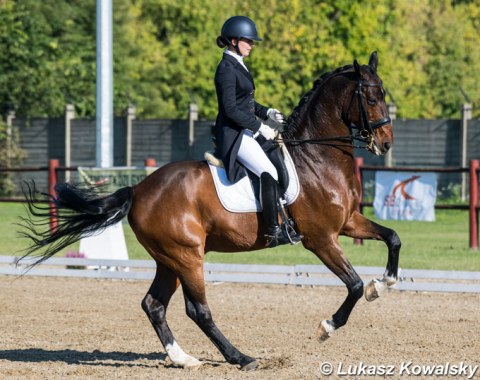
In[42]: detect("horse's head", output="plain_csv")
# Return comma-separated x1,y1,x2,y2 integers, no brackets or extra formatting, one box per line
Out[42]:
284,52,393,155
345,51,393,155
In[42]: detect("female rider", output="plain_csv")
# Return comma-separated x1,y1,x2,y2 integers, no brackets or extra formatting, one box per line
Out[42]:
214,16,302,248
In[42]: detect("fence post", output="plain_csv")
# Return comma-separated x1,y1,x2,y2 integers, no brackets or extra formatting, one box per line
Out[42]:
470,159,479,250
64,104,75,182
48,159,59,233
126,105,136,167
385,103,396,167
354,157,364,245
188,103,198,159
4,110,15,167
461,103,472,201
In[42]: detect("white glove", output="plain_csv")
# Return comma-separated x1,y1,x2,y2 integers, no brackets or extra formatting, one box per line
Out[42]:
267,108,286,124
257,123,277,140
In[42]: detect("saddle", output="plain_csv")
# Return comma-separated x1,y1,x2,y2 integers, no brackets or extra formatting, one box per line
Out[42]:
204,143,300,239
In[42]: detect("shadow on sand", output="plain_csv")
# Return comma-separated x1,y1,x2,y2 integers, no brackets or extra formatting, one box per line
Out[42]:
0,348,167,368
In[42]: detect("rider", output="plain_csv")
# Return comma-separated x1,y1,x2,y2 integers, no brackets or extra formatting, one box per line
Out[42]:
214,16,302,248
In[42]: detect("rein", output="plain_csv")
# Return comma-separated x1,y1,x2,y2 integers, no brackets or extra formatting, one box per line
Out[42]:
278,135,370,150
280,78,391,151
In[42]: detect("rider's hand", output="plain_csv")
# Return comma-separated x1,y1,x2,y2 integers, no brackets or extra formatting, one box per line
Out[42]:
267,108,286,124
258,123,277,140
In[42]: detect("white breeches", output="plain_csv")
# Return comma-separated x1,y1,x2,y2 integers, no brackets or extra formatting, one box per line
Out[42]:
236,130,278,181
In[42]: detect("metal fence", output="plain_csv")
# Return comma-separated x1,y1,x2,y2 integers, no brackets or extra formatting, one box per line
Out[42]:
1,256,479,294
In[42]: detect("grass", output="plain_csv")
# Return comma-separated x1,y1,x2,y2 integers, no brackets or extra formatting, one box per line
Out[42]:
2,202,479,271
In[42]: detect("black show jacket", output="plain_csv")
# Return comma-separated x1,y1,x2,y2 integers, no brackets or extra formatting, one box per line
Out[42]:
214,53,269,183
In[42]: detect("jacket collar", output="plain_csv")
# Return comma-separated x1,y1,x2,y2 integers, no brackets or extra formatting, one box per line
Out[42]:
222,53,254,84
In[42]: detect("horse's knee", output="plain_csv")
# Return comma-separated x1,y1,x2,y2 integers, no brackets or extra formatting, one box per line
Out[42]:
387,229,401,251
349,280,364,301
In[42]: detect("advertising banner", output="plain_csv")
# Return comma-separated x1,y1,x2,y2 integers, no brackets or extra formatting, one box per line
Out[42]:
374,172,437,221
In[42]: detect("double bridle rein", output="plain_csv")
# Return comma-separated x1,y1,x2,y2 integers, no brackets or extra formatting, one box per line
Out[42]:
280,78,391,151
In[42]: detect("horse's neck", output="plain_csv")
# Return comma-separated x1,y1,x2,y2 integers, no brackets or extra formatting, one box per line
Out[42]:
287,103,355,181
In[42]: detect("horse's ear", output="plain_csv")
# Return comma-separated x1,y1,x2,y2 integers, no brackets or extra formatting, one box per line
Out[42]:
354,59,361,76
368,51,378,73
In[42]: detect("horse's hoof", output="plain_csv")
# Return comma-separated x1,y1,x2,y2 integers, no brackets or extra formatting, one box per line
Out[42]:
365,278,387,302
180,356,203,369
241,359,259,371
317,320,335,342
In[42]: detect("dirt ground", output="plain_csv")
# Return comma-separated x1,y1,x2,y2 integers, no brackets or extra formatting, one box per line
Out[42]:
0,276,478,380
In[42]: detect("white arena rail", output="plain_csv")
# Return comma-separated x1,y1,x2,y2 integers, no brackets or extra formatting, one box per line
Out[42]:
1,256,479,294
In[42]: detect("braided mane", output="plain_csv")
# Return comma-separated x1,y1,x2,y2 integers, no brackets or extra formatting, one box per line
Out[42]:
283,64,353,139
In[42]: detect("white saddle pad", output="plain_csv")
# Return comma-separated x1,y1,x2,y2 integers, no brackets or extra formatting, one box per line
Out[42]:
208,146,300,213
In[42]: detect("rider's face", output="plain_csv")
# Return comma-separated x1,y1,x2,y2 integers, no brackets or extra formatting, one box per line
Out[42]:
232,38,254,57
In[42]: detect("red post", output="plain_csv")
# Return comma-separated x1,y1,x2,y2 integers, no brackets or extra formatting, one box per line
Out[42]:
144,158,156,167
354,157,364,245
48,159,59,233
469,159,479,250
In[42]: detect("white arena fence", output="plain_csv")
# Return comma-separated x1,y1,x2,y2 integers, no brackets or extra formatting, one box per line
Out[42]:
1,256,479,294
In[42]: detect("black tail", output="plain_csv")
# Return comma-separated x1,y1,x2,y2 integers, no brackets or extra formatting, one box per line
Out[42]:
18,181,133,267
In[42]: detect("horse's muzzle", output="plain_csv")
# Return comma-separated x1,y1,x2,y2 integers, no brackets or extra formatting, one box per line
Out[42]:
370,137,392,156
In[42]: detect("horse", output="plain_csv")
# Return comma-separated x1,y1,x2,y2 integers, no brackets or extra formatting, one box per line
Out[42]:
19,51,400,371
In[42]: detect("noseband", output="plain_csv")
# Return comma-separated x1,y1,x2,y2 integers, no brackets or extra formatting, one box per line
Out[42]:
345,79,391,148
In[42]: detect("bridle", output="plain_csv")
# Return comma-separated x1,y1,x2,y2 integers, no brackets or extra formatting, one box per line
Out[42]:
345,78,391,149
279,76,391,151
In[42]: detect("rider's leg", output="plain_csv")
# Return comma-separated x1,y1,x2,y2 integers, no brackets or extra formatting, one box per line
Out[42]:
236,131,278,180
237,132,301,247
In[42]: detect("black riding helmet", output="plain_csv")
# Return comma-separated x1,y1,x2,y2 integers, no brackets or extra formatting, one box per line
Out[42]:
221,16,262,45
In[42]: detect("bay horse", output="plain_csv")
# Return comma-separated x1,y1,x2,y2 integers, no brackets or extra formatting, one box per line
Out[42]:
19,51,400,371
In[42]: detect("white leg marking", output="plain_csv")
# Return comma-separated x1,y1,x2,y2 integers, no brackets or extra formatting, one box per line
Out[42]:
166,340,202,368
384,268,399,286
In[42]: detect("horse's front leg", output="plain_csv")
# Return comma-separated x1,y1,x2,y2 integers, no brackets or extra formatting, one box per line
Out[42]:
304,238,364,342
342,210,401,301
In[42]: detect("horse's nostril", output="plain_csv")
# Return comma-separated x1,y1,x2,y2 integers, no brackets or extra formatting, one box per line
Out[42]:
383,141,392,151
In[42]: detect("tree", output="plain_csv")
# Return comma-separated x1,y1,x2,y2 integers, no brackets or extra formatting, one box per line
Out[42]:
1,0,479,119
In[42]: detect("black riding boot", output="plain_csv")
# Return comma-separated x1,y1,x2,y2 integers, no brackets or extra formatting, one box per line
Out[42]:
260,172,302,248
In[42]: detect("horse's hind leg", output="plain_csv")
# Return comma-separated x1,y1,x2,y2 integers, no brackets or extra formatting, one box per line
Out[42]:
179,265,258,370
342,211,401,301
307,239,364,342
141,263,202,368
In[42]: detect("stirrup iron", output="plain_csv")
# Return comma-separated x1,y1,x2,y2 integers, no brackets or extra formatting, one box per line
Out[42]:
278,198,302,245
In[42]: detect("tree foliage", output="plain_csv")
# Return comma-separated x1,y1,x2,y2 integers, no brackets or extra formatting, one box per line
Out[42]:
1,0,479,119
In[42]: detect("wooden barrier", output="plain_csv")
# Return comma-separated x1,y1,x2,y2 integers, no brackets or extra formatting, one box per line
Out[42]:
469,159,479,249
48,159,59,232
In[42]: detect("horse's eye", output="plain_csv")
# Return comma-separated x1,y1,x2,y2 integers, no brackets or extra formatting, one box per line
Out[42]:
367,98,377,106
